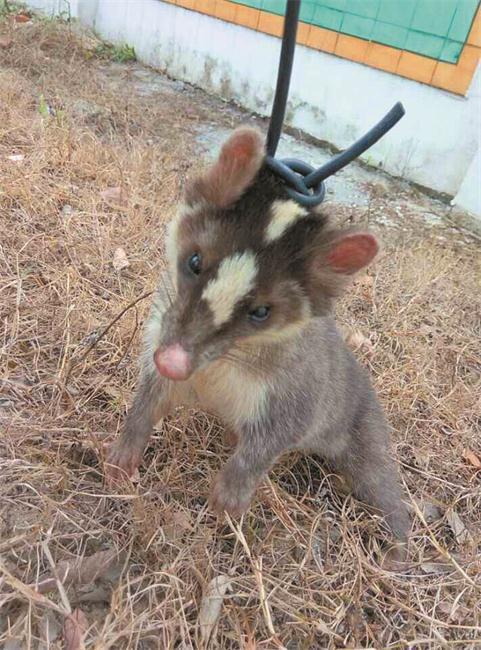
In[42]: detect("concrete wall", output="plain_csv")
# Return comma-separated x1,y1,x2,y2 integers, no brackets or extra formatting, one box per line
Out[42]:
452,147,481,216
27,0,481,221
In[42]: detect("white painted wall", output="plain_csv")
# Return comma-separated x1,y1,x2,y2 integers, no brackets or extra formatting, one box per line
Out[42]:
27,0,80,17
452,147,481,216
27,0,481,221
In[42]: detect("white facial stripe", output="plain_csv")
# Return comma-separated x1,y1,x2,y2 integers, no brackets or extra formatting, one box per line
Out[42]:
165,201,206,286
165,209,181,284
265,199,308,243
142,291,166,360
202,251,257,327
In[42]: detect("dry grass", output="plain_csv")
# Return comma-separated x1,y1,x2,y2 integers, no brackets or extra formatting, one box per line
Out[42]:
1,16,480,650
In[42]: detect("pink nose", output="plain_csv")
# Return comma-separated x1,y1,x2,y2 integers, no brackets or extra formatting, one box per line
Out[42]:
153,344,191,381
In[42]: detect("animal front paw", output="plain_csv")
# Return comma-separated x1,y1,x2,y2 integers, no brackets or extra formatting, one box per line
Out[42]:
105,440,143,485
209,471,255,517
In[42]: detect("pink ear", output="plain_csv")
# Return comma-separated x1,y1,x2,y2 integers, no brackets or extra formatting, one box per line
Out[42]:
191,127,264,208
219,128,263,169
326,233,379,274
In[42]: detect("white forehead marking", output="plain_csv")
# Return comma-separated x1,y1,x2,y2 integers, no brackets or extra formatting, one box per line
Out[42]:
265,199,308,243
202,251,257,327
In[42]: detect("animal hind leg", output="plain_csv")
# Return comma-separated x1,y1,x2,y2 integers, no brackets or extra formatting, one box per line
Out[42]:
331,432,410,544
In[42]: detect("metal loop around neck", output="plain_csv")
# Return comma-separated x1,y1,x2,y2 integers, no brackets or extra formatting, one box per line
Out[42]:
265,156,326,208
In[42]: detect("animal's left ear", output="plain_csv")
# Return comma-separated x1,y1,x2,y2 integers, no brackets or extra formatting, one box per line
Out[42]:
324,232,379,275
308,231,379,307
186,127,264,209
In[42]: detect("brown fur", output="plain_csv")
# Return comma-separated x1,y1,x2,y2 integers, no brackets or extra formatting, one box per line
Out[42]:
185,127,264,209
107,127,410,550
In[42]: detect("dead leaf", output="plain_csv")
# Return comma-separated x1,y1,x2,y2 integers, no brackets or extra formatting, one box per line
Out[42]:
0,36,13,49
462,448,481,469
61,204,74,218
419,499,443,523
0,558,61,610
163,509,192,542
38,611,62,649
446,508,471,545
37,549,124,594
412,448,431,470
14,13,31,23
419,324,437,337
345,329,374,355
345,603,365,642
437,601,470,624
102,383,126,404
112,247,129,271
100,186,126,205
420,562,452,575
4,639,23,650
63,608,88,650
380,542,409,571
356,274,374,288
198,574,231,646
76,584,111,603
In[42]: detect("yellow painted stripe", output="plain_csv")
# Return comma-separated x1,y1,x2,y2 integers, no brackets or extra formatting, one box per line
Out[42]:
165,0,481,96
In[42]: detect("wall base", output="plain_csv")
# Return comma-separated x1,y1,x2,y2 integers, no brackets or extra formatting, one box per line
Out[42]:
26,0,481,221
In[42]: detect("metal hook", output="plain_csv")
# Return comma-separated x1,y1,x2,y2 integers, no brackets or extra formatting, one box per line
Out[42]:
265,1,406,207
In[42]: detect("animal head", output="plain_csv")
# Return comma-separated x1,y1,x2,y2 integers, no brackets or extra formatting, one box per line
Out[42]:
154,127,378,380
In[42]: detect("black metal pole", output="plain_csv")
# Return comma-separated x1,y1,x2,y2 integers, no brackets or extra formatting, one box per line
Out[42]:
265,1,300,157
304,102,406,187
263,0,405,208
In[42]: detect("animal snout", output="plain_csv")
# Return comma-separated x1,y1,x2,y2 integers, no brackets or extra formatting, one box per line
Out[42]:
153,344,192,381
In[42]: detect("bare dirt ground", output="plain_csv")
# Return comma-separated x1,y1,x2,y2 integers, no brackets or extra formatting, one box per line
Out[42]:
1,15,480,650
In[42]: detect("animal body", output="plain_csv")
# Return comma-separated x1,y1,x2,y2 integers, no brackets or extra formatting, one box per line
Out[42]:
107,127,410,547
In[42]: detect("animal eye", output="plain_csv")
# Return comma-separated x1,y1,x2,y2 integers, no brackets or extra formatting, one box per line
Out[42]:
249,306,271,323
187,253,202,275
